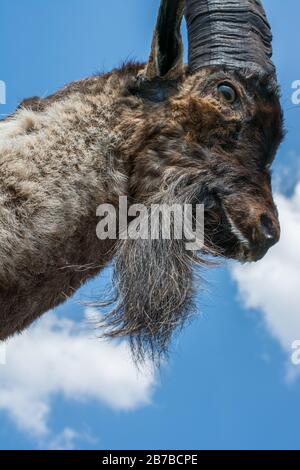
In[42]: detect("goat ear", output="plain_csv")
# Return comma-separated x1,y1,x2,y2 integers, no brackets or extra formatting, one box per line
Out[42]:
145,0,184,80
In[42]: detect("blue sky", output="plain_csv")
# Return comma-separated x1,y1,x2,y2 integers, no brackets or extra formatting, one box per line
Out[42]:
0,0,300,450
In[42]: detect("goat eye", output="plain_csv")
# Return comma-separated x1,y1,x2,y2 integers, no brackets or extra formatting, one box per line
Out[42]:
217,84,236,104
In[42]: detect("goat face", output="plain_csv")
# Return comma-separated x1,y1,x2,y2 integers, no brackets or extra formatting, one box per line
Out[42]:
175,67,284,262
108,57,284,359
142,0,284,263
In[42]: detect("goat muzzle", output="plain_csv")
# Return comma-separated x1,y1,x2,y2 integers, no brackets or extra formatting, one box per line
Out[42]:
221,194,280,262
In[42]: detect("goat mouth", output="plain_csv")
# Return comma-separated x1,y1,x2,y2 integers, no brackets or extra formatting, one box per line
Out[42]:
199,192,255,262
202,204,249,262
196,196,273,263
220,206,271,263
217,205,266,263
221,207,251,262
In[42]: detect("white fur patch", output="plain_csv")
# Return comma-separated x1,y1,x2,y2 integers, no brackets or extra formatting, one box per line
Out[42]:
223,206,250,248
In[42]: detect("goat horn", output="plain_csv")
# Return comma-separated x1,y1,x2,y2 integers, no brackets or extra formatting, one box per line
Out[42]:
145,0,185,79
185,0,276,76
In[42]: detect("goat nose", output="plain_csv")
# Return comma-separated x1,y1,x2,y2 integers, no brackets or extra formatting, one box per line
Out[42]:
258,213,280,250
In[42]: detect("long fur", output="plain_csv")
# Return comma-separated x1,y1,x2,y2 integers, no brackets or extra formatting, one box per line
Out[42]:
97,173,213,361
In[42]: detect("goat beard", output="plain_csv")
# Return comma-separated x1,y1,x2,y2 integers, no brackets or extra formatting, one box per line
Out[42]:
97,173,214,363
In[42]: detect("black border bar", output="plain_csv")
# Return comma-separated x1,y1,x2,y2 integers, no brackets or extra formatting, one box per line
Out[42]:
0,450,298,465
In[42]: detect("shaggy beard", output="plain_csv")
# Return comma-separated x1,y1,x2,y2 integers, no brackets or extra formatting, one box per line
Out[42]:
97,173,216,362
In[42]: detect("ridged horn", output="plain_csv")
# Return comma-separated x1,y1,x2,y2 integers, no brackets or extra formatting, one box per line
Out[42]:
185,0,276,76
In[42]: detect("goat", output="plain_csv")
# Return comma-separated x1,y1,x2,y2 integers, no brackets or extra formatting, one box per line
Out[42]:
0,0,284,360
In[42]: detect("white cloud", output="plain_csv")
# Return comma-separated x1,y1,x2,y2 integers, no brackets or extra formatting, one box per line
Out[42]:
0,311,155,448
46,427,95,451
231,183,300,358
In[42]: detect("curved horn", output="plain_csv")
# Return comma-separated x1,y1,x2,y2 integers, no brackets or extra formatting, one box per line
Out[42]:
145,0,185,79
185,0,276,76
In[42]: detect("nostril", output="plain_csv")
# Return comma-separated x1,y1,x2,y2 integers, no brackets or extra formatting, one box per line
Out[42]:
260,213,279,246
260,214,274,238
